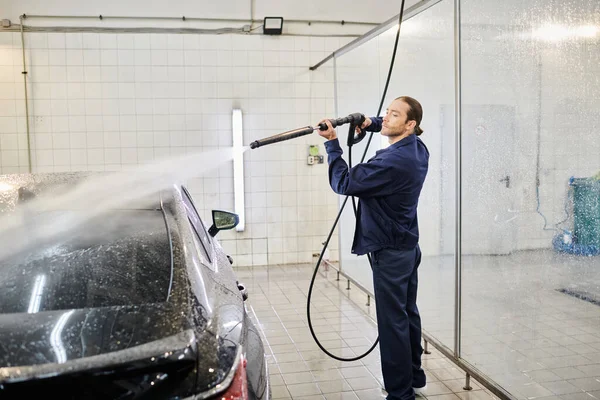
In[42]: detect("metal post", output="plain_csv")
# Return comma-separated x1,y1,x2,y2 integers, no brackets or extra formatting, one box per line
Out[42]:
336,271,340,281
464,373,473,391
347,280,351,290
19,15,32,173
366,295,370,306
333,55,338,124
423,339,431,355
453,0,463,360
18,13,377,26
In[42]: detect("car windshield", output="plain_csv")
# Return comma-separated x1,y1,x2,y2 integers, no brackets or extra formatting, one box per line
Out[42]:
0,209,172,314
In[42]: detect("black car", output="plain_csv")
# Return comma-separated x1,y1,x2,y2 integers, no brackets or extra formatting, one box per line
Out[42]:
0,173,270,400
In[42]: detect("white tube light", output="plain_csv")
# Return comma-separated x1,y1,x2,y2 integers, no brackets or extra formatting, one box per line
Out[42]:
232,109,245,232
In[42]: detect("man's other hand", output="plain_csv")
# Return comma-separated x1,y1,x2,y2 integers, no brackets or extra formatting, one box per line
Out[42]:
317,119,337,141
356,117,372,134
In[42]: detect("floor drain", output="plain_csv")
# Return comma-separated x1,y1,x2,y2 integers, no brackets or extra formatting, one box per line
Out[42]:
557,288,600,307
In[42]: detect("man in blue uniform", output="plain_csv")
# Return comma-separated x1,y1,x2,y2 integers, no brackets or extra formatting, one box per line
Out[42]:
317,96,429,400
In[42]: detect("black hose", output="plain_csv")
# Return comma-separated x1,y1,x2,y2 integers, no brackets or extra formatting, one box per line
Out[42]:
306,0,407,361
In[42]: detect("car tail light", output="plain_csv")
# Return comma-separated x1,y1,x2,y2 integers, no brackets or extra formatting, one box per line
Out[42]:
218,353,248,400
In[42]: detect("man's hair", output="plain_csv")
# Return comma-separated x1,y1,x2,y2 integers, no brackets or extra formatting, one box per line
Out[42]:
396,96,424,136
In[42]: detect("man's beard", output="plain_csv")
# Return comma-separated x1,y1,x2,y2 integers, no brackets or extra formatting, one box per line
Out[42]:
383,130,403,138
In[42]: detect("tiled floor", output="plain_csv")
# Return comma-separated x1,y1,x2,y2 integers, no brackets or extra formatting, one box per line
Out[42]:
292,249,600,400
237,263,497,400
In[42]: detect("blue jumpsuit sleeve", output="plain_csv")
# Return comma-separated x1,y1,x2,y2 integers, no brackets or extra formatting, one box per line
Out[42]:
323,138,401,198
366,116,383,132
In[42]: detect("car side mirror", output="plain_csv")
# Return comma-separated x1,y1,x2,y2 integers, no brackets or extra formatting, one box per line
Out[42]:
208,210,239,237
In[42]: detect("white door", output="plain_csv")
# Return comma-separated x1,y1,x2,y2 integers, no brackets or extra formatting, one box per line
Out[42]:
441,104,517,255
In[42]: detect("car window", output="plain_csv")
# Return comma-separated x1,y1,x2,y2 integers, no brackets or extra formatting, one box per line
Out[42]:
181,186,212,264
0,210,172,314
181,186,212,244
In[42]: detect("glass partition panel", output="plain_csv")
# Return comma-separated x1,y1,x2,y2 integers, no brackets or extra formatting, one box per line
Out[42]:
335,37,385,296
460,0,600,397
380,0,456,351
335,0,456,351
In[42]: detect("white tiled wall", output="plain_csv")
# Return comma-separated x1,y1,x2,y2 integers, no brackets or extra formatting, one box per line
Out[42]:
0,33,27,171
0,31,349,266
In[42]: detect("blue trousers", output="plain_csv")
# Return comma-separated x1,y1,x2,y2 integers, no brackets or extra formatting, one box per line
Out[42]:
371,246,426,400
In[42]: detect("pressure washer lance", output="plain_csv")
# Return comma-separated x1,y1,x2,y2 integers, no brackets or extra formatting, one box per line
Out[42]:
249,113,366,149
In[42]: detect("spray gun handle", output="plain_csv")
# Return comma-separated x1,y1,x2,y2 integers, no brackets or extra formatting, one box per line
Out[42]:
349,125,367,148
318,113,365,131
